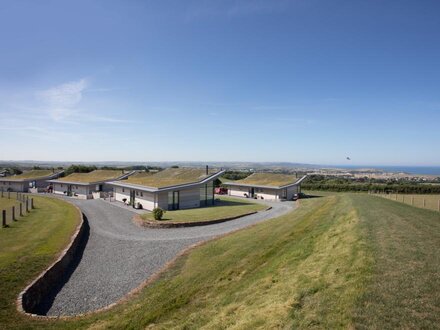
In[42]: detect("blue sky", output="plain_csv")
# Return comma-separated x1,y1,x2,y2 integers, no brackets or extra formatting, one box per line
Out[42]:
1,0,439,165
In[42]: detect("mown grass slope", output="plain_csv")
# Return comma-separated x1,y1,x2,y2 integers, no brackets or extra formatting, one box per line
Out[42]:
2,194,439,329
0,196,80,329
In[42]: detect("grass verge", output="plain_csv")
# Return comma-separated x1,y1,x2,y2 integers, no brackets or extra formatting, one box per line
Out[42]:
0,196,80,329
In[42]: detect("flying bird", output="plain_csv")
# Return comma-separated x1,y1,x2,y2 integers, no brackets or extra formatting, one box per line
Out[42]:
346,157,351,161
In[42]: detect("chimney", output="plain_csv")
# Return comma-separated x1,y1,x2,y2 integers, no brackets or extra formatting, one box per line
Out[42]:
206,165,209,175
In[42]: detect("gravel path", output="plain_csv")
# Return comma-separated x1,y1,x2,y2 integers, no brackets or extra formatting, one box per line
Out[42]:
46,198,295,316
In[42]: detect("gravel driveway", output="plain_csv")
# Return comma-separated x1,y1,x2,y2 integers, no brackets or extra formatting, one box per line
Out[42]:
46,198,295,316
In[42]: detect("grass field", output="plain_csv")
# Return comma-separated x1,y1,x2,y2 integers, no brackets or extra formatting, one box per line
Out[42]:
378,193,440,212
1,194,439,329
0,196,80,329
0,196,24,223
141,196,266,222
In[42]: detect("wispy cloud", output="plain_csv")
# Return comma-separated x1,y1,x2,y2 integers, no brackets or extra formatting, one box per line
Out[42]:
37,78,88,120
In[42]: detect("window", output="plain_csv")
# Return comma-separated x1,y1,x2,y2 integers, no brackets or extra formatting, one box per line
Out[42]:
200,181,214,207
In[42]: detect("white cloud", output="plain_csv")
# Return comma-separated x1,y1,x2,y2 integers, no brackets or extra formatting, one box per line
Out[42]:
37,78,88,120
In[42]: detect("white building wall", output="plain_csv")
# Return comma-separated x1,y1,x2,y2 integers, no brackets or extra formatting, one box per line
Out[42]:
52,183,91,199
114,186,130,203
114,186,157,211
228,186,250,198
134,190,156,211
179,187,200,209
0,181,26,192
286,185,299,200
157,191,168,209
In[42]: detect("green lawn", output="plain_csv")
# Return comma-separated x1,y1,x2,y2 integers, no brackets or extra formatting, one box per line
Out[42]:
141,196,266,223
2,194,439,329
0,196,22,223
0,196,80,329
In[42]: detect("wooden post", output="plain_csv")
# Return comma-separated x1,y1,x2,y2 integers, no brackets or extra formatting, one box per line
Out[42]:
423,199,426,208
20,203,23,217
26,198,29,213
2,210,6,227
12,206,16,221
31,198,34,209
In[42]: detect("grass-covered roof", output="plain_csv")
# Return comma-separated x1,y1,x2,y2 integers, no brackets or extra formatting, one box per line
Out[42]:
3,170,60,181
56,170,126,184
123,168,219,188
226,173,300,187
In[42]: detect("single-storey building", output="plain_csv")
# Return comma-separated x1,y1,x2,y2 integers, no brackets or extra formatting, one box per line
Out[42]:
110,167,225,211
224,173,307,201
49,170,135,199
0,170,64,193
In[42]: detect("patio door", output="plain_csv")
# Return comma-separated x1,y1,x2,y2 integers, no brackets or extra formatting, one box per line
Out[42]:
168,191,179,210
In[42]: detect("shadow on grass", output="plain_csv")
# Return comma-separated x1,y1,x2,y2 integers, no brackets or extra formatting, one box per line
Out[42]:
32,214,90,316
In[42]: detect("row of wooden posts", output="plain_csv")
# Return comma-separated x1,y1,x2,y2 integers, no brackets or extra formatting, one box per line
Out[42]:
1,191,34,228
372,191,440,212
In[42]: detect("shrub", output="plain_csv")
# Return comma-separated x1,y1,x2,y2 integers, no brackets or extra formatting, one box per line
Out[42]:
152,207,165,220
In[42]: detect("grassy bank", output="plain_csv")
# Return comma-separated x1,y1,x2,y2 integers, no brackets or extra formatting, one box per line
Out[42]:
2,194,440,329
0,196,80,329
141,197,265,223
352,195,440,328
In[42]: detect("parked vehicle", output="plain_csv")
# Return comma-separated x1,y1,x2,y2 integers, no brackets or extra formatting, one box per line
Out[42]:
215,187,228,195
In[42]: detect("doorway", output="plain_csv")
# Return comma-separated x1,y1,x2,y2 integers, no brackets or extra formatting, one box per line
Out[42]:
130,190,136,206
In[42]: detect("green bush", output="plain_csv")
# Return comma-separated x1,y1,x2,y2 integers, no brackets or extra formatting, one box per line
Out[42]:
152,207,165,220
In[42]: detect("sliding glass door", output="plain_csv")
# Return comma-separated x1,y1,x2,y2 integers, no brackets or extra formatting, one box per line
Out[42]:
168,191,179,210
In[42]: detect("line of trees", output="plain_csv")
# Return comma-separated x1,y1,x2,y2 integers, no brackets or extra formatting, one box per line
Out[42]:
222,171,252,181
303,175,440,194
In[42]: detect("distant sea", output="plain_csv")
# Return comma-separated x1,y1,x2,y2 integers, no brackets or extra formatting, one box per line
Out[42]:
327,165,440,176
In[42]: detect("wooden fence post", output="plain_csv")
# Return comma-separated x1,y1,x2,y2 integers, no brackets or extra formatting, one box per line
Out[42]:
26,198,29,213
20,203,23,217
31,198,34,209
423,199,426,208
12,206,16,221
2,210,6,228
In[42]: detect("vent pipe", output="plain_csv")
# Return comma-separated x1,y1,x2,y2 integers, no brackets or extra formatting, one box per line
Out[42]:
206,165,209,175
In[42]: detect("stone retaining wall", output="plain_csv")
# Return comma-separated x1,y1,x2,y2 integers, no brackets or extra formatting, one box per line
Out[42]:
17,205,88,317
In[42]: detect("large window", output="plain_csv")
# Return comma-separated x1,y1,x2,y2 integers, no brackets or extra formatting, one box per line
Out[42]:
200,182,214,207
168,191,179,210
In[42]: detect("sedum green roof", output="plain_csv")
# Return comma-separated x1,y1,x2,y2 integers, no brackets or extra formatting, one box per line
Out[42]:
4,170,60,181
123,168,218,188
57,170,125,184
227,173,300,187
